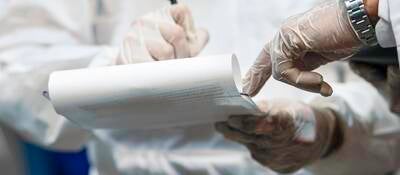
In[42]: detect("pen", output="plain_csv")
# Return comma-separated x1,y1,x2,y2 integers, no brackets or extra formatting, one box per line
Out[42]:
170,0,177,5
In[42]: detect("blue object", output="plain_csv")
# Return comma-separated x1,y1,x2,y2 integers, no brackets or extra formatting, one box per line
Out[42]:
22,142,89,175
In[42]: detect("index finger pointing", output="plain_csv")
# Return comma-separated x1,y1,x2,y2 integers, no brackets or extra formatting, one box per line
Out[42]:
242,43,273,97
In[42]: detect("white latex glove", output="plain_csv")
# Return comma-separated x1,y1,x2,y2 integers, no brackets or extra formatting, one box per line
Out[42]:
243,0,364,97
349,62,400,113
114,4,209,65
215,100,340,173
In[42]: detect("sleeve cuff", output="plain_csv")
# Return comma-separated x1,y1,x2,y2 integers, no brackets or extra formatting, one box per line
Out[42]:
375,19,396,48
375,0,397,48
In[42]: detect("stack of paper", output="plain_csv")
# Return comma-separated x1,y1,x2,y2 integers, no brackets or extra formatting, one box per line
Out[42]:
48,54,259,130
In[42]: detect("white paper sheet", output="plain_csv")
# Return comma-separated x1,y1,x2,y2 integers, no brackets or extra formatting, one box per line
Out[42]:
48,54,259,129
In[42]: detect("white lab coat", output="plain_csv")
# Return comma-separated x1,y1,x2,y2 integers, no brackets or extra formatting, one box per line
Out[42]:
0,0,318,175
375,0,400,64
302,1,400,174
305,81,400,175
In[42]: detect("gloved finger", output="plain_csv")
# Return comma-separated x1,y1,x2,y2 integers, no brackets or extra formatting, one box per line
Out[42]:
159,22,190,58
170,4,209,56
248,143,305,173
170,4,196,41
278,66,333,97
246,144,269,164
299,52,331,71
159,23,191,58
242,43,273,97
188,28,209,56
387,66,400,113
227,115,276,135
214,122,256,143
145,39,175,61
117,27,154,64
349,61,387,82
124,15,175,62
271,32,333,97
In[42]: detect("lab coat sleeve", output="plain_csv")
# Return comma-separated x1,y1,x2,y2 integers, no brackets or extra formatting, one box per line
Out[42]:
375,0,400,63
0,1,119,151
0,45,107,151
304,81,400,175
375,0,396,48
0,44,120,152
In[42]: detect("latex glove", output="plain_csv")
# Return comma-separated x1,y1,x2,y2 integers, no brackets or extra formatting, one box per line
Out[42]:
215,100,339,173
349,62,400,113
114,4,209,65
243,0,364,97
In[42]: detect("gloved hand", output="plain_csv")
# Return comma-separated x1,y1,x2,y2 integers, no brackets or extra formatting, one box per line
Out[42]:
215,100,340,173
243,0,363,97
114,4,209,65
349,62,400,113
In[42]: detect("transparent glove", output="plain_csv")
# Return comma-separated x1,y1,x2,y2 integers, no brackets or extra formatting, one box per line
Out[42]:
114,4,209,65
215,100,339,173
243,0,363,97
349,61,400,113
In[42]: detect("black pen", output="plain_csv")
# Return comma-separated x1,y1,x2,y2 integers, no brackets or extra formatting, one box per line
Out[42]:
170,0,177,5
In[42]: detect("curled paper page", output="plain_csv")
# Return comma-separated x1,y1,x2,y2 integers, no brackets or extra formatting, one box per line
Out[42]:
48,54,260,129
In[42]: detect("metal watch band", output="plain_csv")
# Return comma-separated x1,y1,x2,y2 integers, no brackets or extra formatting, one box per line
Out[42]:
344,0,378,46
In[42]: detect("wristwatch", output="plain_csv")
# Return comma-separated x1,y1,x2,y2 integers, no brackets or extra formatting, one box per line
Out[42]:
344,0,378,46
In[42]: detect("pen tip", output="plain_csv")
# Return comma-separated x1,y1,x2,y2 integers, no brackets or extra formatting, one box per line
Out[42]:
42,91,51,100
